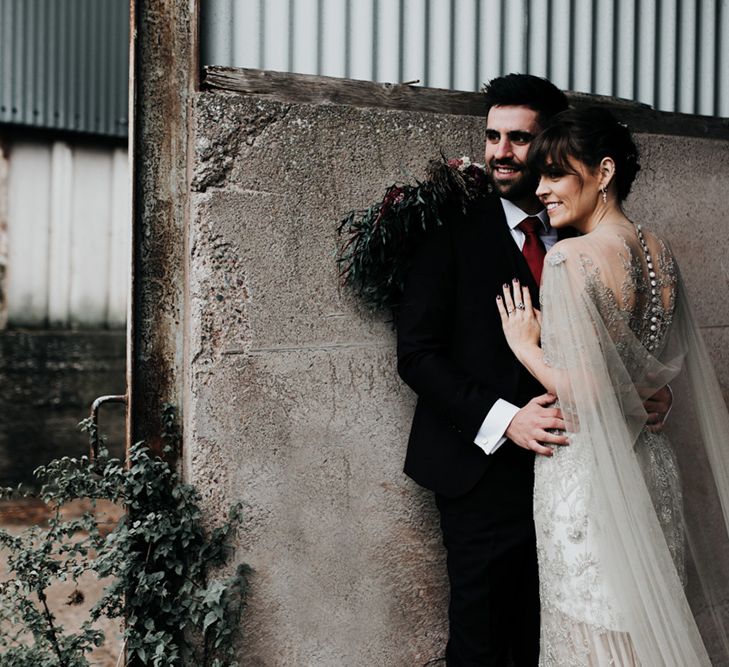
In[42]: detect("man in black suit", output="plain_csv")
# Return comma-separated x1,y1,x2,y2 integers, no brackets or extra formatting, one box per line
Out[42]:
396,74,571,666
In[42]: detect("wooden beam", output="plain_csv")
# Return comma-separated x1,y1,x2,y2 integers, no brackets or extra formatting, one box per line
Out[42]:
203,66,729,140
203,66,488,117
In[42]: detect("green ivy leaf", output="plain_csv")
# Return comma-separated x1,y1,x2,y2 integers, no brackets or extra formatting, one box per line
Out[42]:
0,406,249,666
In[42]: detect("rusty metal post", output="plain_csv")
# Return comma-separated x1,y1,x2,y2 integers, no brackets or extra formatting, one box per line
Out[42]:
125,2,199,665
127,0,199,456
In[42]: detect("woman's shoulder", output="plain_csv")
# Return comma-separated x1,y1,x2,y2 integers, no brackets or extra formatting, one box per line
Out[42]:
545,236,586,267
544,233,622,277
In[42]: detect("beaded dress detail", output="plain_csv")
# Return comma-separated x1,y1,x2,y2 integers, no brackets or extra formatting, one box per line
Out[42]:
534,223,690,666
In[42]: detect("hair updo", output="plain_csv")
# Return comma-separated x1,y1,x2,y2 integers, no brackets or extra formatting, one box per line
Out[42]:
528,106,641,201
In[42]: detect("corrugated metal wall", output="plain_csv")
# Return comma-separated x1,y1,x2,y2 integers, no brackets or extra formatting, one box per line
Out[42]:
5,141,129,328
0,0,129,137
201,0,729,117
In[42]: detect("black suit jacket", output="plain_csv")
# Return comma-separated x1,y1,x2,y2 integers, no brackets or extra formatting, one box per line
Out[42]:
397,193,566,498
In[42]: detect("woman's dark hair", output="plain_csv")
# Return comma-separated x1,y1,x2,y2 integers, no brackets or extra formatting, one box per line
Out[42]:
528,106,641,201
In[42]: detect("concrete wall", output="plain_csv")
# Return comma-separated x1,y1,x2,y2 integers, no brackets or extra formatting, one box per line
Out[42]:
625,134,729,389
185,90,729,665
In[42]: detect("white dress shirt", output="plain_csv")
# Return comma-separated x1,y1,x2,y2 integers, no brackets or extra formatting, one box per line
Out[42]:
474,199,558,455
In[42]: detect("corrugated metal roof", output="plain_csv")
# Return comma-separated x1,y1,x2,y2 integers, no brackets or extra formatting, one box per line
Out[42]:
201,0,729,118
0,0,129,137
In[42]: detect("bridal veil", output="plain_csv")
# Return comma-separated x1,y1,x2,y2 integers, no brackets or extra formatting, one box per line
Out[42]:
537,226,729,666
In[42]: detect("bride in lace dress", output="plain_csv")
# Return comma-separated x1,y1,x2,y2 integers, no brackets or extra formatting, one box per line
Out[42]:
497,107,729,666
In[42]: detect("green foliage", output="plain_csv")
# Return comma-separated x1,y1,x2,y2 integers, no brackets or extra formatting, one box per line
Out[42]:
337,156,489,312
0,406,250,667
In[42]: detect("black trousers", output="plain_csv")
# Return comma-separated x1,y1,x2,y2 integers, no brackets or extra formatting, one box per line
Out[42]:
435,446,539,667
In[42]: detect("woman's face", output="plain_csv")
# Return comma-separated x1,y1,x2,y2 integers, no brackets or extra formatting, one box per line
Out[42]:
536,157,602,231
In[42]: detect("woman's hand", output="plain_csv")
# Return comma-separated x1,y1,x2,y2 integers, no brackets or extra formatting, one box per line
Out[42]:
496,279,542,358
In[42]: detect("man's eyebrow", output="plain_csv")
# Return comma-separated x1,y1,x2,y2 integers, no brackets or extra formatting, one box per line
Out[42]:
484,129,536,140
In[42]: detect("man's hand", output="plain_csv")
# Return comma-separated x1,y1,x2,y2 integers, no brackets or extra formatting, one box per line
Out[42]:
644,385,673,433
505,393,568,457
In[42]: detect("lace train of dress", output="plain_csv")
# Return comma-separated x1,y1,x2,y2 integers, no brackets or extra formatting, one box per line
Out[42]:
540,608,641,667
535,429,684,667
534,225,729,666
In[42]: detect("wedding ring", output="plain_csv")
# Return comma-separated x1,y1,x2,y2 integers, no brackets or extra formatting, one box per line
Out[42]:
507,307,515,314
516,302,526,310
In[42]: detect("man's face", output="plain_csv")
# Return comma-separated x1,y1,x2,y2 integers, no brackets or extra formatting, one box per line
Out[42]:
484,105,543,208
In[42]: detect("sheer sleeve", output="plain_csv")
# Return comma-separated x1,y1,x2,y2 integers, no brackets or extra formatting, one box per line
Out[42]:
537,234,729,666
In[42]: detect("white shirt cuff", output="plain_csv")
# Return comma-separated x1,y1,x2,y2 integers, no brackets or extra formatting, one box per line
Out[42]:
474,399,521,455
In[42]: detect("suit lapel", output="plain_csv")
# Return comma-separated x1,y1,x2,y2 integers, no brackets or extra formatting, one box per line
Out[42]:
495,204,578,295
496,201,518,261
477,195,522,278
476,197,539,394
468,195,539,305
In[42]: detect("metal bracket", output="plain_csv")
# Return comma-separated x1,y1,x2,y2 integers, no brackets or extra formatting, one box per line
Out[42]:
89,394,127,460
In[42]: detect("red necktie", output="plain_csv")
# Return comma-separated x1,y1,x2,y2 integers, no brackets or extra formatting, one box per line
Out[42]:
518,217,547,286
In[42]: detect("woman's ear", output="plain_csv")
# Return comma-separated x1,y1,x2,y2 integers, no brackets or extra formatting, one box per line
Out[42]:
599,157,616,191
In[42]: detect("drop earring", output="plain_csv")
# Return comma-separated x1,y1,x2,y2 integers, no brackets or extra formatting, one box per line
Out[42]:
600,186,607,204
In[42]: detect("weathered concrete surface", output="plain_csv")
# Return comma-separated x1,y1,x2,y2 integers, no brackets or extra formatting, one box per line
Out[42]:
626,134,729,394
627,135,729,326
184,91,729,665
0,331,126,487
187,95,488,665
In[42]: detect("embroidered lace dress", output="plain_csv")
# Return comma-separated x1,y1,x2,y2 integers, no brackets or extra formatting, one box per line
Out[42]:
533,224,729,666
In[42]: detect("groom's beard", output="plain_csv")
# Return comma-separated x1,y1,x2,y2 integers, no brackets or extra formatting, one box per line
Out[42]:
488,159,539,202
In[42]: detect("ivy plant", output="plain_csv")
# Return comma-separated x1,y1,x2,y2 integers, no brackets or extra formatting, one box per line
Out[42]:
0,406,250,667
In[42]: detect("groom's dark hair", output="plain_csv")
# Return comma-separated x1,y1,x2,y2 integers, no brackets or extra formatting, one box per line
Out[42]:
482,74,569,126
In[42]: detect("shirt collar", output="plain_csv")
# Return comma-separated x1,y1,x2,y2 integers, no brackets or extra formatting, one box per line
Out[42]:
500,198,550,233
